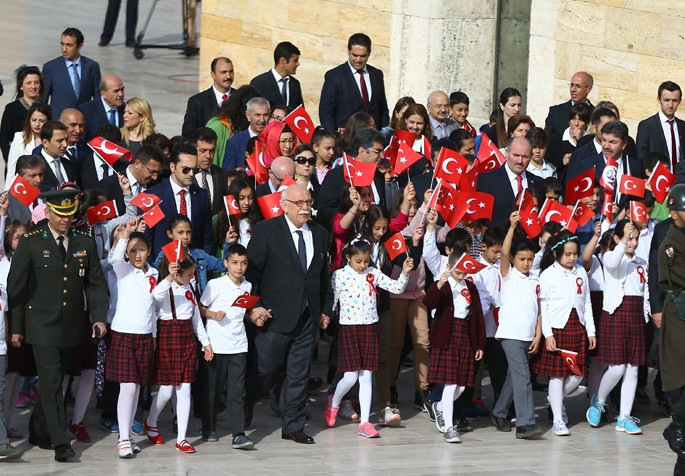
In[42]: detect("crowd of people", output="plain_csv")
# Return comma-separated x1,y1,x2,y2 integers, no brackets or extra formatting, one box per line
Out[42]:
0,26,685,473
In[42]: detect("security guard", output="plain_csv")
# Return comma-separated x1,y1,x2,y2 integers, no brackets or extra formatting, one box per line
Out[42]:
8,190,108,462
659,184,685,474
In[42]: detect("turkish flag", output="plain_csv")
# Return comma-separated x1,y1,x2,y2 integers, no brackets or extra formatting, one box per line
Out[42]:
232,294,260,309
394,142,423,175
223,194,242,217
438,197,469,229
647,161,675,203
8,174,40,207
86,200,119,225
142,204,165,228
284,105,315,144
630,200,647,222
246,140,267,185
477,137,506,174
384,231,408,261
463,191,494,221
455,252,487,274
463,120,478,138
130,192,162,212
257,192,284,219
162,239,184,263
433,179,459,209
601,192,614,222
277,174,297,191
600,157,619,192
539,199,575,228
559,349,583,376
618,175,646,198
342,153,377,187
459,160,480,192
571,200,595,227
384,130,417,164
565,167,596,203
88,136,132,165
434,147,469,184
517,190,542,238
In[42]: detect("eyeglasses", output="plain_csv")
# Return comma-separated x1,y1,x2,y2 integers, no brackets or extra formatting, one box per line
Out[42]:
268,168,283,183
279,138,295,145
270,114,284,121
366,148,383,155
142,162,161,176
294,156,316,165
569,83,589,89
284,199,314,208
432,104,450,110
181,166,201,175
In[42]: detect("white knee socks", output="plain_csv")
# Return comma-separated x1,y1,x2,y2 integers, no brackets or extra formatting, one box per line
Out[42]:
117,383,140,442
331,371,359,409
619,365,638,418
72,369,95,425
437,384,465,430
358,370,374,424
597,364,626,403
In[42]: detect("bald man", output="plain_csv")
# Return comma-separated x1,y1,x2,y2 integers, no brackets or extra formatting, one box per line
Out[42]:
256,156,296,198
427,91,457,140
78,74,126,141
545,71,594,138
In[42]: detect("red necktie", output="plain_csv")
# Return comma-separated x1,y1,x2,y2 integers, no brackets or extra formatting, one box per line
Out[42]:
179,189,187,216
516,175,523,194
358,71,369,110
668,119,678,171
221,93,227,105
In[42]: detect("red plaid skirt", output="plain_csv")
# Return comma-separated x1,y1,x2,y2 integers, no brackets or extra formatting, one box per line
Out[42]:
598,296,646,366
151,319,198,386
533,310,588,378
337,323,378,372
106,331,154,384
6,343,37,376
428,318,475,386
588,291,603,357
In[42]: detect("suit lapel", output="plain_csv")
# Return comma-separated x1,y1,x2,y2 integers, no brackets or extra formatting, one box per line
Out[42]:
342,64,363,107
278,216,305,275
60,60,78,102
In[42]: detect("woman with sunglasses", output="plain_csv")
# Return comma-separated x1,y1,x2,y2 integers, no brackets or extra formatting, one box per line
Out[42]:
292,144,320,211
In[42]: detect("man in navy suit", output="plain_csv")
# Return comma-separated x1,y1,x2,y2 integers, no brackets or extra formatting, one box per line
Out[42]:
477,136,545,229
36,121,79,190
222,97,270,171
182,57,236,136
42,28,101,118
78,75,125,141
319,33,389,132
565,107,617,187
250,42,303,109
144,143,214,258
544,71,594,139
636,81,685,170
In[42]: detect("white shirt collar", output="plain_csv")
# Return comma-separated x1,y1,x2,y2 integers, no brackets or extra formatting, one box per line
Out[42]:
659,110,676,124
212,85,230,105
284,213,310,234
169,178,189,196
348,62,368,76
271,67,287,82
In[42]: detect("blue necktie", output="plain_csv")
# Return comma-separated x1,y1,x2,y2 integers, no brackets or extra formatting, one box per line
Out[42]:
70,63,80,98
295,230,307,272
108,108,117,126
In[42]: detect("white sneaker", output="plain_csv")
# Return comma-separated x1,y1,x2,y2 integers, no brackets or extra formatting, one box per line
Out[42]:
378,406,401,427
117,440,134,458
553,420,570,436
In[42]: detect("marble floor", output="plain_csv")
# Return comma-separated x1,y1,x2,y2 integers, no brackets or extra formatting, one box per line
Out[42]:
0,2,681,475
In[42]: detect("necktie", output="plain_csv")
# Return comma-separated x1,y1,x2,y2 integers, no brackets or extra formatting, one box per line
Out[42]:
280,77,289,105
108,108,117,126
201,171,211,205
516,175,523,194
101,163,110,179
668,119,678,171
53,157,65,183
358,71,369,110
221,93,227,105
179,189,187,216
70,63,80,98
295,230,307,272
57,235,66,260
66,146,76,161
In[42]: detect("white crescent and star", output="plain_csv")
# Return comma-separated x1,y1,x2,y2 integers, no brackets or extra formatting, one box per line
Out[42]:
13,182,26,195
391,240,401,251
624,179,636,191
99,205,111,216
545,210,561,222
463,261,476,270
580,177,592,192
141,197,154,208
655,175,669,192
99,139,120,155
442,157,457,175
235,297,248,306
466,198,477,214
293,117,307,130
565,357,576,367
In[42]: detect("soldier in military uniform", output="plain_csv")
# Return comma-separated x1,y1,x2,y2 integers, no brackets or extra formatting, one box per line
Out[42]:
8,190,109,462
658,184,685,475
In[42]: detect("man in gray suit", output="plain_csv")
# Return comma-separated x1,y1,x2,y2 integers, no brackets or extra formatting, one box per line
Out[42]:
8,155,45,226
427,91,457,140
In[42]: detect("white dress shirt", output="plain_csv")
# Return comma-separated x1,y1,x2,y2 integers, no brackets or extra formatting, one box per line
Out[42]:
170,179,192,220
504,163,528,197
659,110,681,163
602,242,647,316
271,68,289,104
539,262,595,338
41,149,68,183
200,275,251,354
213,85,230,106
126,166,145,196
348,63,371,101
448,277,471,319
195,169,215,204
285,214,313,269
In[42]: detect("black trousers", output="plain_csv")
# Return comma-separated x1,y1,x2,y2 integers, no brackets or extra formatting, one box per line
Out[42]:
31,345,76,447
100,0,139,44
202,352,247,435
247,313,314,433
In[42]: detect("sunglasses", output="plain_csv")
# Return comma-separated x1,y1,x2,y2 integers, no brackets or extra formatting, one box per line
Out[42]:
180,166,201,175
294,156,316,166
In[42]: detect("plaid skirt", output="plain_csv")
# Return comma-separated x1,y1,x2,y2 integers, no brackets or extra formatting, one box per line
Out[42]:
533,310,588,378
598,296,646,366
589,291,603,357
337,323,378,372
6,343,37,376
428,318,475,386
106,331,154,384
151,319,198,386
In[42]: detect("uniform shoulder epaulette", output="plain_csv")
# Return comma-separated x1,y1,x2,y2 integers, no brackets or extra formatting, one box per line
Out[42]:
24,230,42,237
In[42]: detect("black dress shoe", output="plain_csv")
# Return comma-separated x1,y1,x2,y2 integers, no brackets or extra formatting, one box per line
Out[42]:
28,432,54,450
664,420,685,457
54,444,75,462
281,430,315,444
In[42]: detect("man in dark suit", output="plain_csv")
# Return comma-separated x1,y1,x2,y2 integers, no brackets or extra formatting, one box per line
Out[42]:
190,127,228,215
250,42,303,109
544,71,594,139
317,127,387,227
42,28,101,118
78,74,126,142
319,33,389,132
222,97,270,171
255,156,296,198
245,184,333,444
636,81,684,171
9,189,108,462
182,57,236,136
477,136,544,229
7,155,46,225
102,144,164,212
37,121,79,190
144,143,214,258
566,107,618,186
427,91,458,140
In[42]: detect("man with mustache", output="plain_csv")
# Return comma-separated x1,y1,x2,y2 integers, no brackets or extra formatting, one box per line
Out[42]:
222,97,270,171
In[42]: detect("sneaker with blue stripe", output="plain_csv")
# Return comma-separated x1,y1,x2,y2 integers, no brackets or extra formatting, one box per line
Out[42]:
616,416,642,435
586,395,606,427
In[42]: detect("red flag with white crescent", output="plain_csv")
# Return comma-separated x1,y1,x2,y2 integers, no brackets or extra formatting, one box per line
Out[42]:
86,200,119,225
434,147,469,185
283,105,316,144
394,142,423,175
223,194,242,217
455,252,487,274
384,231,408,261
232,294,260,309
88,136,132,165
462,191,494,221
342,155,376,187
559,349,583,376
517,190,542,239
630,200,647,223
246,140,267,185
565,166,595,203
142,204,165,228
647,161,675,204
539,199,577,231
601,192,614,222
161,239,185,263
600,157,618,192
9,174,40,207
618,175,646,198
384,130,417,165
130,192,162,212
459,160,480,192
571,200,595,227
476,137,506,174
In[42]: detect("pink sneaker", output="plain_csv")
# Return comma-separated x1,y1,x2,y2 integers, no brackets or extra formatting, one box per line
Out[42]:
323,395,339,427
28,386,38,405
7,427,23,439
15,393,28,408
357,422,380,438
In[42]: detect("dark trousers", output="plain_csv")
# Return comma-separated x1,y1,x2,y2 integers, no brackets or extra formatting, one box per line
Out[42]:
246,313,314,433
203,352,247,435
101,0,139,44
484,337,508,406
31,345,76,447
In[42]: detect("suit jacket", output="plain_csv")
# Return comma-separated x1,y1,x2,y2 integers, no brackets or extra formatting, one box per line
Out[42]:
39,151,79,190
181,86,235,136
250,71,303,109
476,165,544,229
8,225,108,347
79,153,127,192
7,194,36,226
255,181,274,199
636,113,685,163
78,97,125,142
544,100,594,139
246,215,334,334
649,218,673,314
42,55,101,118
222,128,252,171
143,180,214,258
0,100,29,161
316,165,387,228
319,62,389,132
195,165,228,215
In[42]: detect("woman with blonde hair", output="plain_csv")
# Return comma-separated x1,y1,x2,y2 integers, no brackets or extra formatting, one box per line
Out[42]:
121,97,156,157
